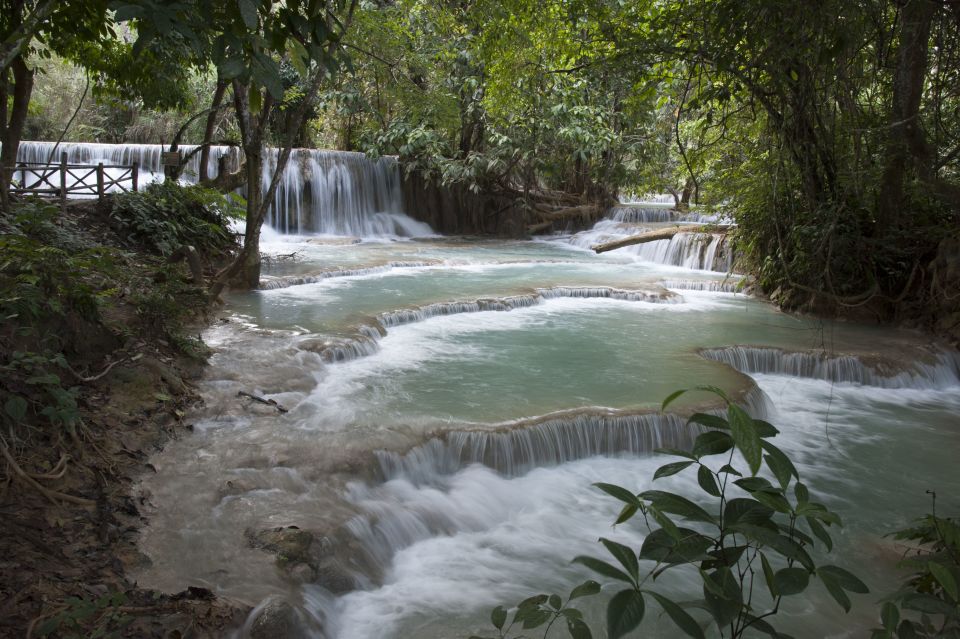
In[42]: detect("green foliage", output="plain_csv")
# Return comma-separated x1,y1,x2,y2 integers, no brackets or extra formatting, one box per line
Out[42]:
873,500,960,638
35,591,132,639
469,583,600,639
484,388,864,638
109,181,241,257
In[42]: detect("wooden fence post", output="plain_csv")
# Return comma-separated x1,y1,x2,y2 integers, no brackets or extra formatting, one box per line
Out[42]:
96,162,105,199
19,163,26,193
60,152,68,211
132,162,139,192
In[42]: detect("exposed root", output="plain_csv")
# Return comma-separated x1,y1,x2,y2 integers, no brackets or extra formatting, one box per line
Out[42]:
65,358,125,383
0,435,95,507
25,453,67,481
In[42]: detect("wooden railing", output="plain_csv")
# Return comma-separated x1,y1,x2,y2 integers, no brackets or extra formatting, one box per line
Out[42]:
4,152,139,204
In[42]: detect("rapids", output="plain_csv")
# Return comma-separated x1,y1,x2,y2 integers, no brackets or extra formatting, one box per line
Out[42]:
98,147,960,638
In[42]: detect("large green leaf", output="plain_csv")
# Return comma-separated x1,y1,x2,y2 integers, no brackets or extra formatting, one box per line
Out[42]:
760,440,797,490
569,580,601,600
594,482,643,506
693,431,734,458
645,591,705,639
928,560,959,601
661,389,688,411
654,461,695,480
573,556,633,584
640,490,716,525
729,524,814,571
490,606,506,630
566,617,592,639
639,527,712,565
773,567,810,596
728,404,762,475
697,466,722,497
723,498,774,527
688,412,730,430
702,567,741,627
607,589,645,639
816,566,868,593
600,537,639,582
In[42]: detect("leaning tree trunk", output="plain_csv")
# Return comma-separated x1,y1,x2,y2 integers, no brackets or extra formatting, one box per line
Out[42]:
199,78,228,183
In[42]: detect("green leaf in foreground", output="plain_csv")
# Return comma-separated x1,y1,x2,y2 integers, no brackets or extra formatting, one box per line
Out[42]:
607,589,645,639
645,590,706,639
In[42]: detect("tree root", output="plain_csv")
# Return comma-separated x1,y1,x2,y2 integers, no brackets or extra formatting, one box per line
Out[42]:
65,358,125,383
0,436,94,507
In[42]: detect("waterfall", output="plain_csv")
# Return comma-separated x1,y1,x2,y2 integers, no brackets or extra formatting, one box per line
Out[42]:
375,287,676,330
261,148,430,236
700,345,960,389
15,141,434,238
610,205,676,223
627,233,732,271
660,279,743,292
374,412,696,482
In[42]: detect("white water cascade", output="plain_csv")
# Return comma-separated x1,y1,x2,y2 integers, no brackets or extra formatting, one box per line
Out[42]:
97,137,960,639
15,141,433,238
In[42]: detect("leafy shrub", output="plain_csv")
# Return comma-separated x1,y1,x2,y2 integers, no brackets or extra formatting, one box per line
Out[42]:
110,181,242,258
874,500,960,638
479,387,866,639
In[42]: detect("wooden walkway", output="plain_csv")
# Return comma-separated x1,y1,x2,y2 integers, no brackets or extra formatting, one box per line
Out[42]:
4,152,140,204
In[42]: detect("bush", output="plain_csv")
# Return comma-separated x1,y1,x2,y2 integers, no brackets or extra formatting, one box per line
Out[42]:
109,181,242,258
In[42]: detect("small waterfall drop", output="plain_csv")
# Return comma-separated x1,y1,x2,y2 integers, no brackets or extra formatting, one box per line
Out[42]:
701,345,960,389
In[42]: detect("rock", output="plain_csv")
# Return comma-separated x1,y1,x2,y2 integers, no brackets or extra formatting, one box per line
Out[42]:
245,526,316,567
313,559,355,594
248,599,314,639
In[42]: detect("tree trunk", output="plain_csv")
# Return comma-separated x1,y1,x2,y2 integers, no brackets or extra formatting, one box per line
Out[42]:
199,78,228,183
680,177,694,209
592,225,722,254
0,55,34,211
877,0,936,228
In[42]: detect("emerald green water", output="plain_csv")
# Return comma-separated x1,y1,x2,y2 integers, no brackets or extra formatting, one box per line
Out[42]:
135,232,960,639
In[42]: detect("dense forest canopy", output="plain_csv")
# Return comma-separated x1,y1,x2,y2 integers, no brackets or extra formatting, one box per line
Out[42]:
2,0,958,319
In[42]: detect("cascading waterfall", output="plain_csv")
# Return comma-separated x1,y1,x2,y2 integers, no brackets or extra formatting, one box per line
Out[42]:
16,141,434,238
628,233,732,271
301,286,678,363
569,208,734,272
700,345,960,389
261,148,431,236
660,278,743,292
610,205,676,223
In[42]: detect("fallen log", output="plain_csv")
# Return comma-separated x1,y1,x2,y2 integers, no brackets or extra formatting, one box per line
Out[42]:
592,224,725,254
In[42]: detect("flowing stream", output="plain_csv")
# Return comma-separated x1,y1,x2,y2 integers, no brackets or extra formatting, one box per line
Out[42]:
92,149,960,638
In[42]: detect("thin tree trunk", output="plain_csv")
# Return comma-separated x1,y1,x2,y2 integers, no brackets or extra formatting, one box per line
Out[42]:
877,0,936,228
199,78,228,183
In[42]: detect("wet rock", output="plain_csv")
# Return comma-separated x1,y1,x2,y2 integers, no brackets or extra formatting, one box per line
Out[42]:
313,559,355,593
246,526,316,566
249,600,315,639
245,525,369,592
216,478,258,500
